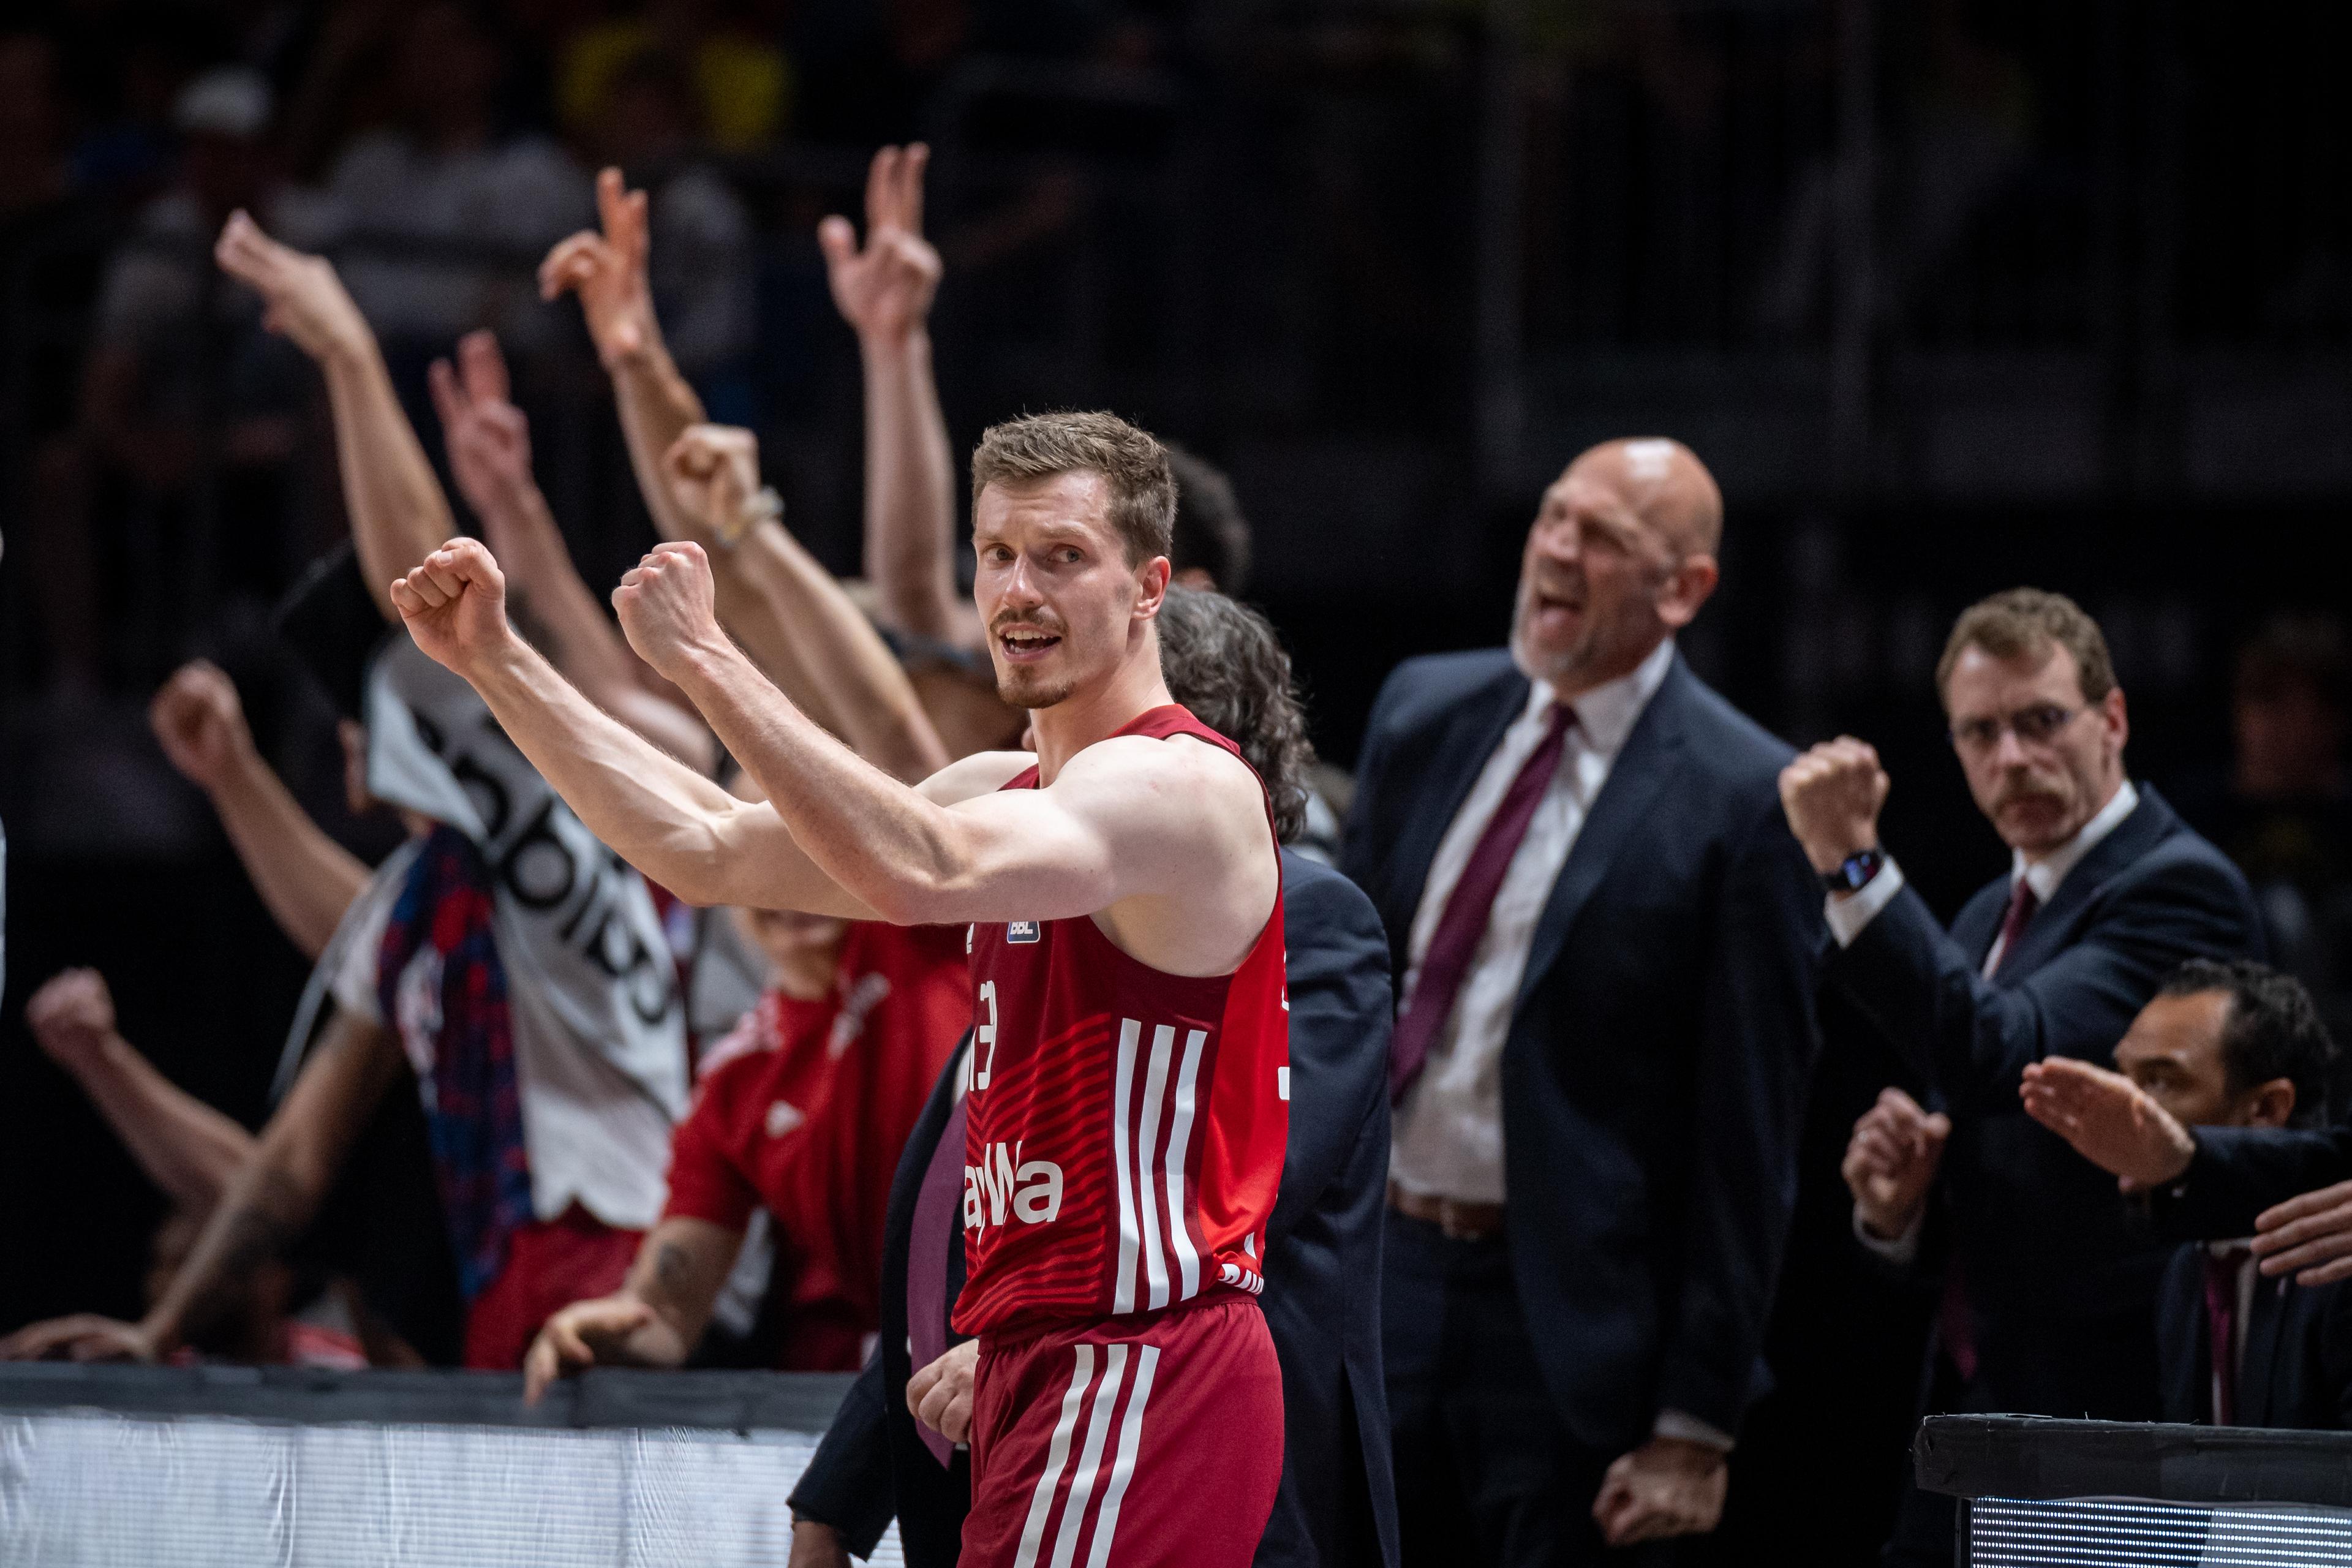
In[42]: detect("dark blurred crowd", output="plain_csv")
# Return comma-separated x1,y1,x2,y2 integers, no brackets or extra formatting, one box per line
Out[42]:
4,6,2352,1568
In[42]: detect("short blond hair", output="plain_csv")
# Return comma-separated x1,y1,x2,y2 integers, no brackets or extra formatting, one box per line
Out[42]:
970,411,1175,565
1937,587,2116,708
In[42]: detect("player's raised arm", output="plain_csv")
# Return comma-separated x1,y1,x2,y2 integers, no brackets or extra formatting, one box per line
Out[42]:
388,537,875,917
214,211,451,622
605,533,1272,971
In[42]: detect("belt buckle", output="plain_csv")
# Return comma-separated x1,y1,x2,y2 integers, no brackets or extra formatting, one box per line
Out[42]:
1439,1203,1484,1243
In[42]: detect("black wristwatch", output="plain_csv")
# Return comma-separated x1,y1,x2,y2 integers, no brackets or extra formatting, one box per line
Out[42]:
1820,847,1886,895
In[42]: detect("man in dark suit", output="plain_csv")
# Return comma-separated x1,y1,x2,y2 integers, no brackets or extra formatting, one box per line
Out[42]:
1782,588,2264,1563
1341,439,1822,1564
788,588,1401,1568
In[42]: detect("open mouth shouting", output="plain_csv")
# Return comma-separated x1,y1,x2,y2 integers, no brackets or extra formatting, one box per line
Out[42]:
995,623,1064,664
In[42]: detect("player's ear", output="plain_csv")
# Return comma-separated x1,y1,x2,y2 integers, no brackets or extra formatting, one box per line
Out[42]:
1134,555,1171,618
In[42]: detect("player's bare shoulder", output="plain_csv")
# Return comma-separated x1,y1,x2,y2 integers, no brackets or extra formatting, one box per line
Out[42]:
1057,730,1268,840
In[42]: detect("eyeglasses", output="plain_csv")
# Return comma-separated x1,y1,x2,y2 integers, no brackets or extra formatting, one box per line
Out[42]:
1948,703,2084,755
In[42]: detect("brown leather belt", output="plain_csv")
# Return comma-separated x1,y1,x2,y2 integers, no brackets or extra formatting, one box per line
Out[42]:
1389,1182,1506,1242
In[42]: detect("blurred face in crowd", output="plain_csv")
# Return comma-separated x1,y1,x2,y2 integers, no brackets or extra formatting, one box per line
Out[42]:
1511,440,1719,697
1943,641,2127,858
2235,671,2346,801
2114,989,2296,1131
973,470,1166,711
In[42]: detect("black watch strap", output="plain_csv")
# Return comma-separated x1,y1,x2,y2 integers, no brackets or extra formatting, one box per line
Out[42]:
1822,848,1886,895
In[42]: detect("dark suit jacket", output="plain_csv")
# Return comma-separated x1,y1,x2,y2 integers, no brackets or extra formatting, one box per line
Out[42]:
1341,646,1821,1448
1830,786,2263,1359
791,851,1403,1568
2156,1123,2352,1242
2157,1243,2352,1430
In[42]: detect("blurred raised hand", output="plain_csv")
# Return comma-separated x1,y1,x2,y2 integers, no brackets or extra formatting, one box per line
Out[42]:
820,144,941,347
214,210,372,365
540,168,660,369
150,660,256,793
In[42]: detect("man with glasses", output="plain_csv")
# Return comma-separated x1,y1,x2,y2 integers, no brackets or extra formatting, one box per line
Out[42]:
1779,587,2261,1567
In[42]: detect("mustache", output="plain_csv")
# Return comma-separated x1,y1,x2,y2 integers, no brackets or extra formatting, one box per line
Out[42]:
1992,780,2067,810
990,608,1067,636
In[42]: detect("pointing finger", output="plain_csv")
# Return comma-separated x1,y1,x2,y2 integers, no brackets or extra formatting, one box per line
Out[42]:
902,142,929,235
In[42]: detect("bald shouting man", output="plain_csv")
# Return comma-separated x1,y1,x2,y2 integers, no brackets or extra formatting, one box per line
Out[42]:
1341,439,1821,1565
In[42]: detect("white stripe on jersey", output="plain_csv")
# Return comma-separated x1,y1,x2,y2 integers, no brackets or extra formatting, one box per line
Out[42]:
1163,1029,1208,1303
1110,1022,1143,1316
1049,1344,1129,1568
1084,1344,1159,1568
1134,1025,1176,1311
1016,1344,1096,1568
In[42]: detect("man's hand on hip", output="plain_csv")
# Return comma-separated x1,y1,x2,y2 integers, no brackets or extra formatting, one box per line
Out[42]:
1778,737,1890,877
1593,1436,1728,1547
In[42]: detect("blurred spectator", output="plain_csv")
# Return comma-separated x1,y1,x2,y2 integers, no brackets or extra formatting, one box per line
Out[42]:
0,32,74,226
557,0,790,154
2174,614,2352,1052
317,0,589,347
25,65,325,701
17,967,388,1368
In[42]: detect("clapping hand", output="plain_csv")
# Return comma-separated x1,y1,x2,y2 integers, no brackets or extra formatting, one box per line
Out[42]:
1841,1087,1951,1241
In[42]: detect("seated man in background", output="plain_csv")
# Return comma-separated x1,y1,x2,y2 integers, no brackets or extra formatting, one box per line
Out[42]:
1865,959,2350,1430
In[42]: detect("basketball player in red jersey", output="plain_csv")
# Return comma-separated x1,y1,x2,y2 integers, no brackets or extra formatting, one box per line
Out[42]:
387,412,1289,1567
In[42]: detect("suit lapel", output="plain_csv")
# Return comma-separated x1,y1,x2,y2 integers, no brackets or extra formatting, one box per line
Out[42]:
1512,656,1690,1014
1999,785,2176,978
1387,666,1528,962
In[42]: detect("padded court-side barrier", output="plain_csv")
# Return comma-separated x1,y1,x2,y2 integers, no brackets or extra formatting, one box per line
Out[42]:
1919,1414,2352,1566
0,1364,894,1568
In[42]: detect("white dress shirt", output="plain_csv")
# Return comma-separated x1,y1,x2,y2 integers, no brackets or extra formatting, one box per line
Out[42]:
2206,1240,2258,1423
1389,637,1676,1205
1845,779,2143,1264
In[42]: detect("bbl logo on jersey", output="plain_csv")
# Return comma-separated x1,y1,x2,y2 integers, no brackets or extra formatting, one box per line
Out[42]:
1006,921,1041,944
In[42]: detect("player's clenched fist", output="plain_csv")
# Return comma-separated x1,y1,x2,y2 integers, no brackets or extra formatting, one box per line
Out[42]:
1778,737,1891,876
389,537,516,674
150,660,255,791
612,541,725,681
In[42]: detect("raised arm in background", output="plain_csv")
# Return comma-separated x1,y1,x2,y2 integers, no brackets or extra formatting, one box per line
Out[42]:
819,143,965,649
663,428,947,782
214,212,450,623
541,170,851,737
152,660,368,962
428,329,717,771
0,1008,405,1364
27,969,255,1216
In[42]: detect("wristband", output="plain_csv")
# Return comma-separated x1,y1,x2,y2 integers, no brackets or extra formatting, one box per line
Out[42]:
714,485,783,549
1820,847,1885,895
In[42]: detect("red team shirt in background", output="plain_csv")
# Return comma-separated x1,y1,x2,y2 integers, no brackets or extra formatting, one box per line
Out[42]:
662,921,968,1370
957,706,1292,1568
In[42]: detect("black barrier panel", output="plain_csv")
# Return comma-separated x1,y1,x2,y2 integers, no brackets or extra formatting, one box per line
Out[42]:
1917,1415,2352,1509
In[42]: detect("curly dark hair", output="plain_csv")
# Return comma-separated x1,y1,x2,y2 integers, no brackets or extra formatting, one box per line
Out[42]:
1155,586,1314,845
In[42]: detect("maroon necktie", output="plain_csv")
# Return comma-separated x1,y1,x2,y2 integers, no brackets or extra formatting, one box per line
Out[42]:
1390,701,1575,1104
2204,1248,2247,1425
907,1095,967,1466
1990,880,2040,976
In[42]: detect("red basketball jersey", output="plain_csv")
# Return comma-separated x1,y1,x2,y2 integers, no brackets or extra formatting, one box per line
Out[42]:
953,705,1290,1338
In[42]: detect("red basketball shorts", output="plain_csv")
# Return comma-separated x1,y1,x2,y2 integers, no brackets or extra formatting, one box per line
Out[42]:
961,1295,1283,1568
